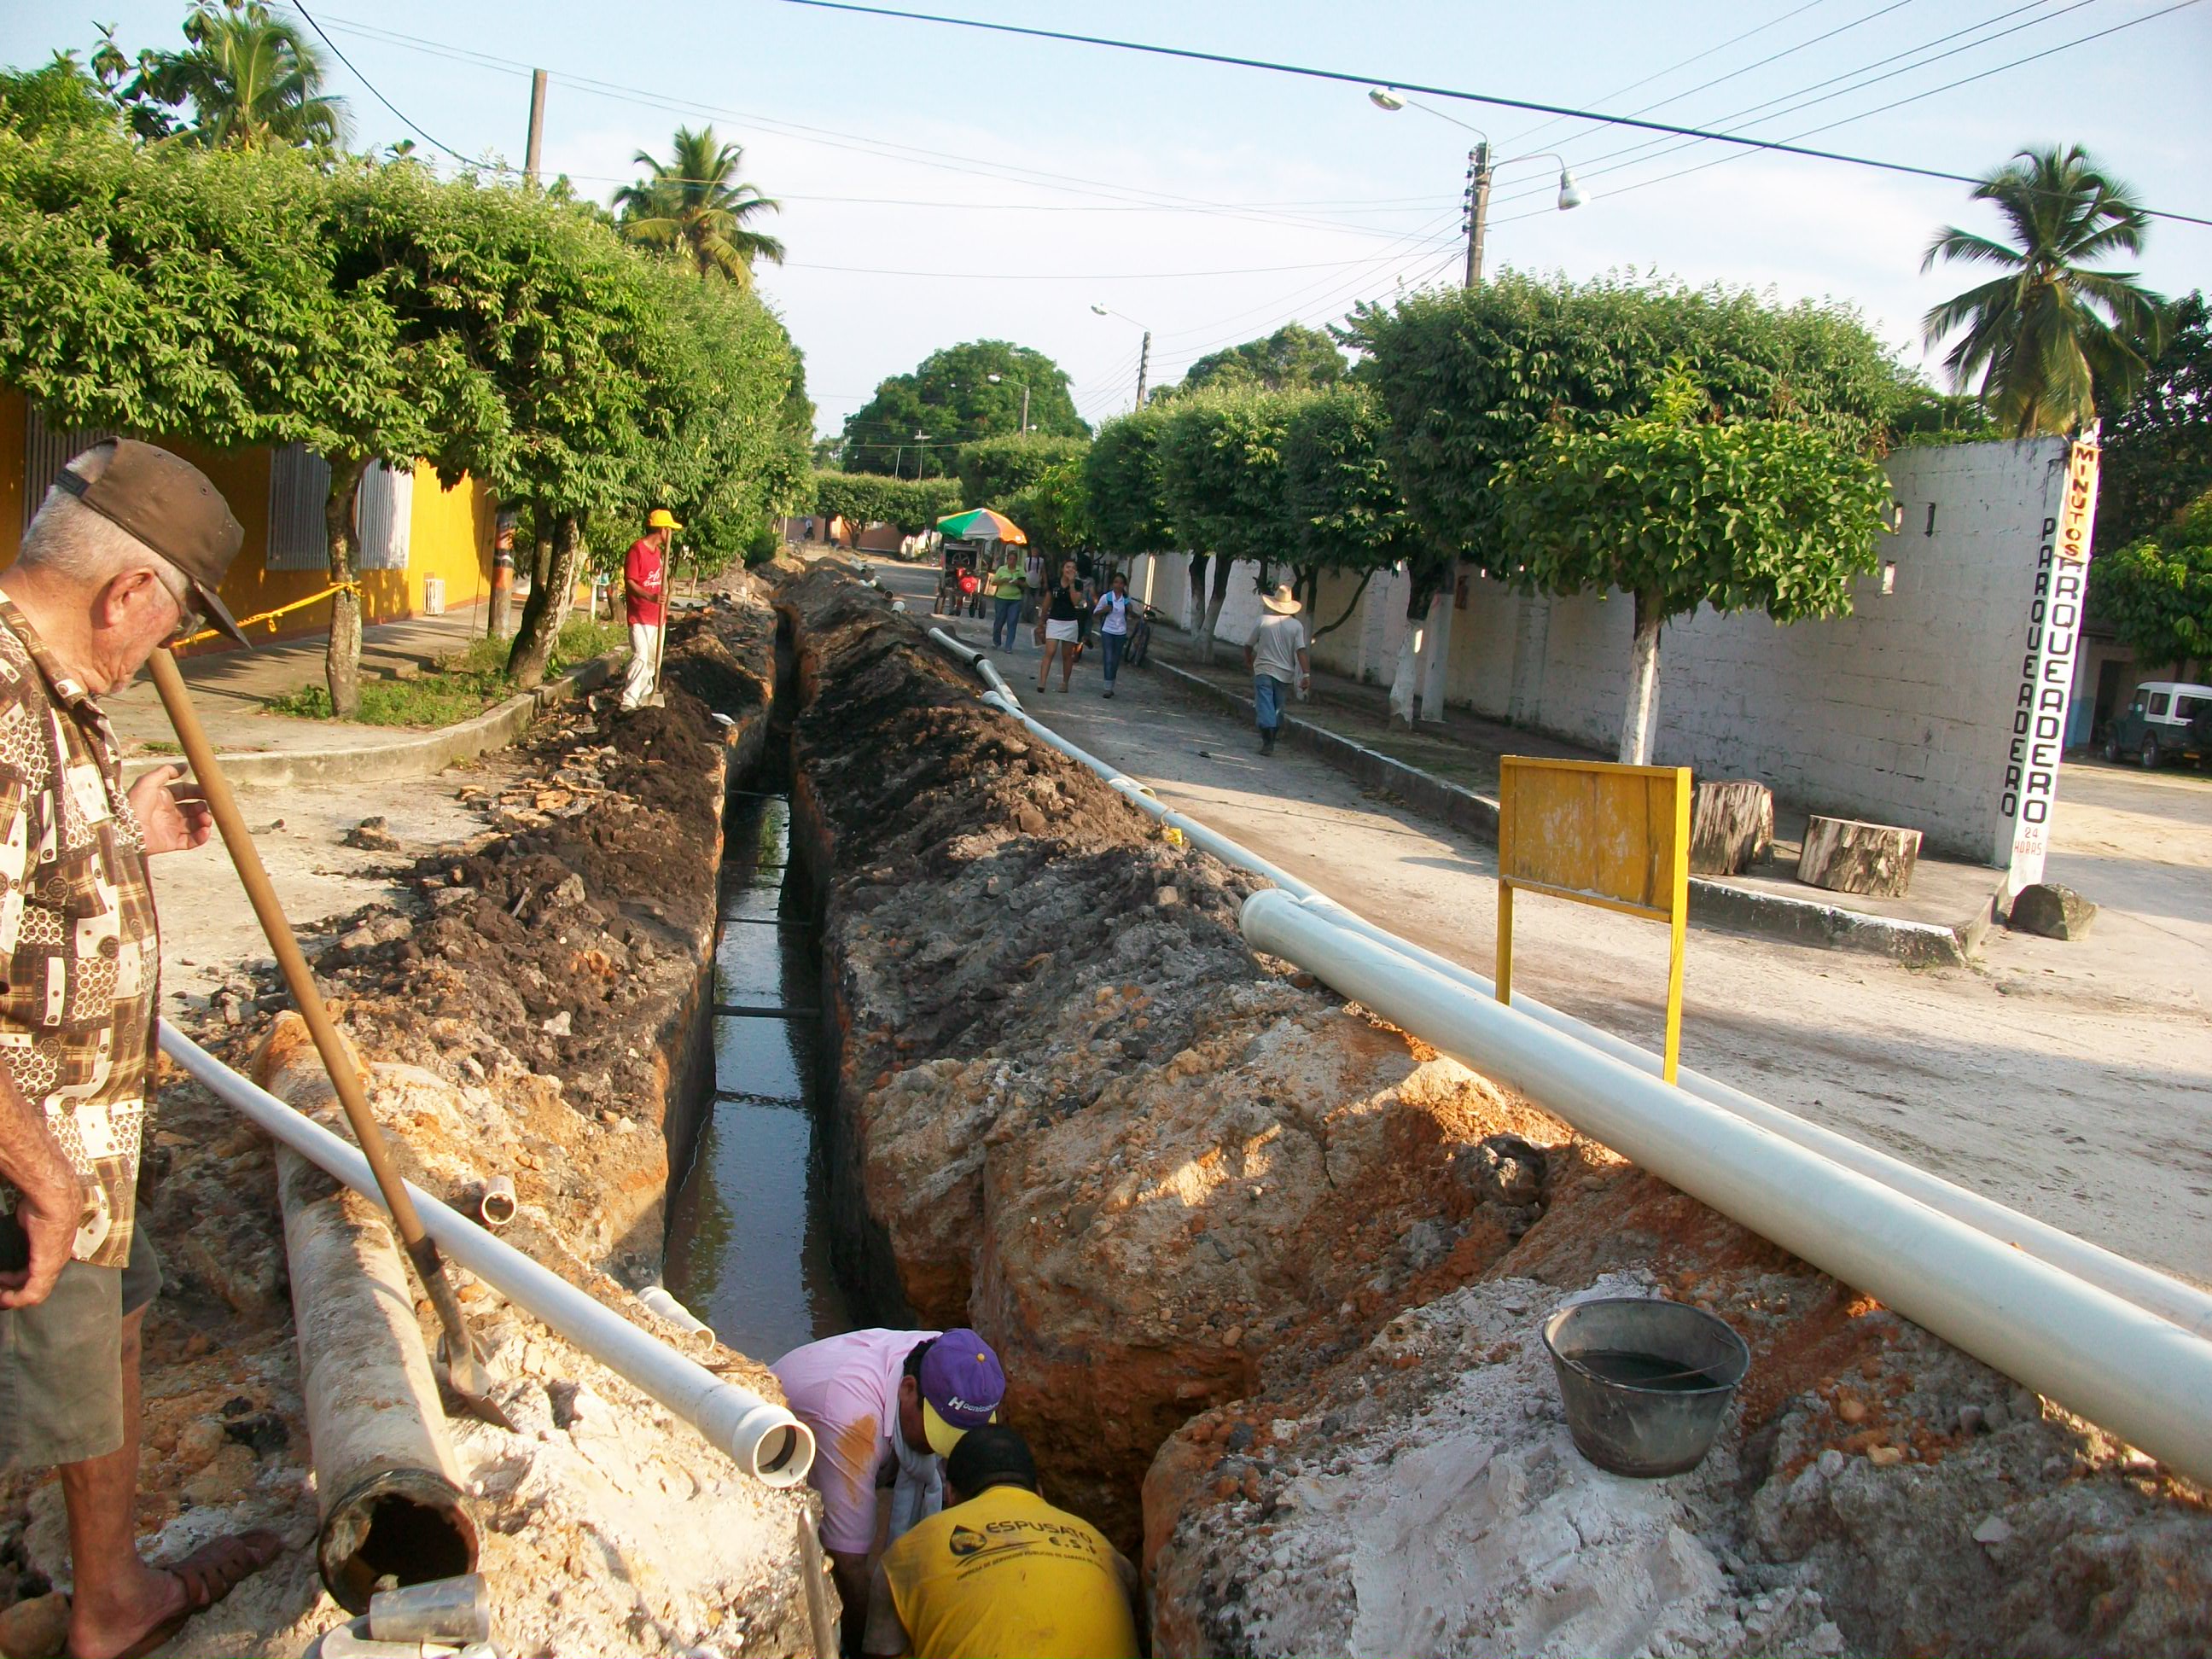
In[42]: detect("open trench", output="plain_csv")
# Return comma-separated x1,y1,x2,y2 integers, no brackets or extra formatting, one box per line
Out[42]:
657,572,2212,1658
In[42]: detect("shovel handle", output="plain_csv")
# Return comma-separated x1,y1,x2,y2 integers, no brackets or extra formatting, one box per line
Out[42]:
147,650,470,1330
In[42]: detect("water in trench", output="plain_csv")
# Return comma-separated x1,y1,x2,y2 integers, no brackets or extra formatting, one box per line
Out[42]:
663,788,855,1359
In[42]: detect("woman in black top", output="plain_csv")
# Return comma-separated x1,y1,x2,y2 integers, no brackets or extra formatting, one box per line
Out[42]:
1034,560,1085,693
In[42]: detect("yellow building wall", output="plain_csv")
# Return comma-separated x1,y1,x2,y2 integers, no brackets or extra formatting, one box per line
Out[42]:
0,390,496,652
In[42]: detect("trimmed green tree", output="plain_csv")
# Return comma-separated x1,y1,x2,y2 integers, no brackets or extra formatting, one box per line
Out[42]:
2091,491,2212,678
0,131,428,714
957,434,1088,512
1493,380,1895,764
1005,461,1096,569
1176,323,1347,397
813,471,962,536
2098,291,2210,551
1084,405,1177,563
1158,388,1301,661
1283,381,1422,638
841,341,1086,475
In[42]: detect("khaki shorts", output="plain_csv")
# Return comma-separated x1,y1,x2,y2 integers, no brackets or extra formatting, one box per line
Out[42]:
0,1216,162,1470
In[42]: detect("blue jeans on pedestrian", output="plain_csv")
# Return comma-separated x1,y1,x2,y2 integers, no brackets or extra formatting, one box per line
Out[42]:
992,596,1022,649
1254,673,1285,731
1101,631,1126,688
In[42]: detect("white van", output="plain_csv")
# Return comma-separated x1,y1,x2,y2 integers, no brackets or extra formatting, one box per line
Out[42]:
2104,680,2212,768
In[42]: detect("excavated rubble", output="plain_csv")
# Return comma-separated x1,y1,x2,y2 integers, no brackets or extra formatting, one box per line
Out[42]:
777,566,2212,1658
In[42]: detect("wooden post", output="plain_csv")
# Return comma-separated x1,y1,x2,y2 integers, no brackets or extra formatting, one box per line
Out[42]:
1688,779,1774,876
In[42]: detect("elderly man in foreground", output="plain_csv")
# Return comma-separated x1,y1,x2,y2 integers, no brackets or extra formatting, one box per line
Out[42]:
0,439,278,1659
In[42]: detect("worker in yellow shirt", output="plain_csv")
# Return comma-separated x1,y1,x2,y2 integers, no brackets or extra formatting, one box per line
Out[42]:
862,1426,1141,1659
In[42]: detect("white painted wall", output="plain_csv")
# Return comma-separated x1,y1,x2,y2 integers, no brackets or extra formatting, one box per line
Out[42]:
1298,439,2078,864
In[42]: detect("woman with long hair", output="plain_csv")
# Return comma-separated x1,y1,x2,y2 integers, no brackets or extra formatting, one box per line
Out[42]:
1035,560,1085,693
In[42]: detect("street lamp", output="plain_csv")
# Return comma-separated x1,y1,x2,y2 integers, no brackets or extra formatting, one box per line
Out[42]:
986,372,1030,434
1367,87,1583,285
1090,304,1153,411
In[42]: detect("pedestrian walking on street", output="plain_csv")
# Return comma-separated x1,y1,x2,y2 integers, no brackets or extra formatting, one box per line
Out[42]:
0,440,285,1659
988,550,1027,652
1093,570,1134,698
1022,548,1046,624
621,508,678,711
1243,582,1311,754
1036,560,1086,694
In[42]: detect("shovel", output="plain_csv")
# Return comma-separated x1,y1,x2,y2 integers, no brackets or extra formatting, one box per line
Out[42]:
148,648,509,1427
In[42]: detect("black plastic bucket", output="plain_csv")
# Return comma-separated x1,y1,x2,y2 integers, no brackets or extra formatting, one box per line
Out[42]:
1542,1296,1751,1477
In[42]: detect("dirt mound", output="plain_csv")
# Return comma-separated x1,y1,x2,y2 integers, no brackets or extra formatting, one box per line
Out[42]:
778,568,1567,1550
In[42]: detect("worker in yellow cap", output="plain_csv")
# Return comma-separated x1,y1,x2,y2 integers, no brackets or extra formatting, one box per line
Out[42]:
622,507,681,710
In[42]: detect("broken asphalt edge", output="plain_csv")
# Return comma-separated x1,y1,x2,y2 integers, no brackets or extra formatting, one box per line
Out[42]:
118,648,628,791
1150,659,1985,969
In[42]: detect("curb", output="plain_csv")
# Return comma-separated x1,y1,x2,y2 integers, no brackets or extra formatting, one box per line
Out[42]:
1150,658,1988,966
123,649,626,789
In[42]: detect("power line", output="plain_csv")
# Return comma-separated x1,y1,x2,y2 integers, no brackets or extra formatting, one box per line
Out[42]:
1497,0,1835,151
306,10,1452,245
769,0,2211,227
1487,0,2209,228
284,1,487,169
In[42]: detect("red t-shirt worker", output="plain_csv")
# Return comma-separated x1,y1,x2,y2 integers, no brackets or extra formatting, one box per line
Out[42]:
621,508,679,709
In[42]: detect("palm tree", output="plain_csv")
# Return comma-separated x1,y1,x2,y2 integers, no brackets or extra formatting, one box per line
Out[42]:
614,126,785,285
125,0,348,151
1921,145,2168,439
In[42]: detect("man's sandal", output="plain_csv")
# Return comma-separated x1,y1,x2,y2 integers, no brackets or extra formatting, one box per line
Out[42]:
72,1529,284,1659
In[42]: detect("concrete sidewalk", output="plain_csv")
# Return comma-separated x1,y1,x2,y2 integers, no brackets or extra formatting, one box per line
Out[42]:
1137,623,2003,963
108,608,508,757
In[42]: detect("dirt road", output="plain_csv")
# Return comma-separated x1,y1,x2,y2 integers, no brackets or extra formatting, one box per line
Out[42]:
883,562,2210,1286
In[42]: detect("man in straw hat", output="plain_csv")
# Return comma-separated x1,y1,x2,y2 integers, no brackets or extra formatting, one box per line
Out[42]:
1243,582,1311,756
0,439,282,1658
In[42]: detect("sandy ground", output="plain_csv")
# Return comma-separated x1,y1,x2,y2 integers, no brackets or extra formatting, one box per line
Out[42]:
879,562,2212,1288
151,766,492,1014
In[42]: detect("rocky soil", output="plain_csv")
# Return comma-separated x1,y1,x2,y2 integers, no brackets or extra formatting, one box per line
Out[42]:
777,565,2212,1657
0,585,834,1659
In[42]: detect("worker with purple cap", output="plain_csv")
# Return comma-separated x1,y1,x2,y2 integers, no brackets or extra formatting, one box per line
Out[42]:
772,1327,1007,1630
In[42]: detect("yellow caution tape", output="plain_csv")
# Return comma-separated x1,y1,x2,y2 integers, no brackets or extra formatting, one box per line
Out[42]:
177,582,363,647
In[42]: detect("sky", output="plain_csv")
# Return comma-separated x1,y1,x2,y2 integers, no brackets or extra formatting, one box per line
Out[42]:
8,0,2209,445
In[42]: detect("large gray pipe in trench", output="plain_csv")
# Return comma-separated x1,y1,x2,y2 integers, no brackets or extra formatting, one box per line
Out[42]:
276,1139,478,1613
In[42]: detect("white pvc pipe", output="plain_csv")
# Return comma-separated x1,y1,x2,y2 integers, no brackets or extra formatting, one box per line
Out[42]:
958,684,2212,1342
1240,892,2212,1487
637,1284,713,1340
160,1024,816,1487
929,626,1022,711
1286,893,2212,1341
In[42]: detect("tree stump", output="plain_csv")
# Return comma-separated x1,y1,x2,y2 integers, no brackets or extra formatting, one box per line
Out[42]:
1688,779,1774,876
1796,815,1921,898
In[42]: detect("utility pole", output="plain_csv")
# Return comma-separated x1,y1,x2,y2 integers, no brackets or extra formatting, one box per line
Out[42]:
1020,384,1029,434
525,69,548,186
1464,142,1492,288
1134,330,1150,410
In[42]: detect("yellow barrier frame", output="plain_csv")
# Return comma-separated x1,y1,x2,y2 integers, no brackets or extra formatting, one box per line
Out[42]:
1496,755,1691,1081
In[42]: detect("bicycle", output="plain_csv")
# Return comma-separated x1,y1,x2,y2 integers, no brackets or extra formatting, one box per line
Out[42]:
1123,602,1156,668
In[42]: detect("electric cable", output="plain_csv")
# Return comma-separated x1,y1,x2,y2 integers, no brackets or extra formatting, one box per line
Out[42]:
768,0,2209,227
284,1,489,169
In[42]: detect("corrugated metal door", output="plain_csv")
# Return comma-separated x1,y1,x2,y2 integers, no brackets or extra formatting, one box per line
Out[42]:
355,461,413,571
266,442,332,570
23,408,118,530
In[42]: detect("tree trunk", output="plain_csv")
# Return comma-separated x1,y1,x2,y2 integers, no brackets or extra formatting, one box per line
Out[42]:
1688,780,1775,876
323,454,371,719
1619,589,1662,765
1796,815,1922,897
1197,552,1234,664
508,511,582,690
529,501,553,591
1309,568,1372,643
1187,553,1208,632
1417,582,1453,725
1388,570,1437,728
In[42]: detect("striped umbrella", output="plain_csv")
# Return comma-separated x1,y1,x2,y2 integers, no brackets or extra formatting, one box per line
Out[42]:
936,507,1028,545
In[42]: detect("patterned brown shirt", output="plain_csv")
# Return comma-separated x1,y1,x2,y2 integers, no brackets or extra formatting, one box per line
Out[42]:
0,597,159,1269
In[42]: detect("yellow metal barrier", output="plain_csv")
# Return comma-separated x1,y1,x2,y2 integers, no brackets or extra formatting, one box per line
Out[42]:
1496,755,1691,1080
